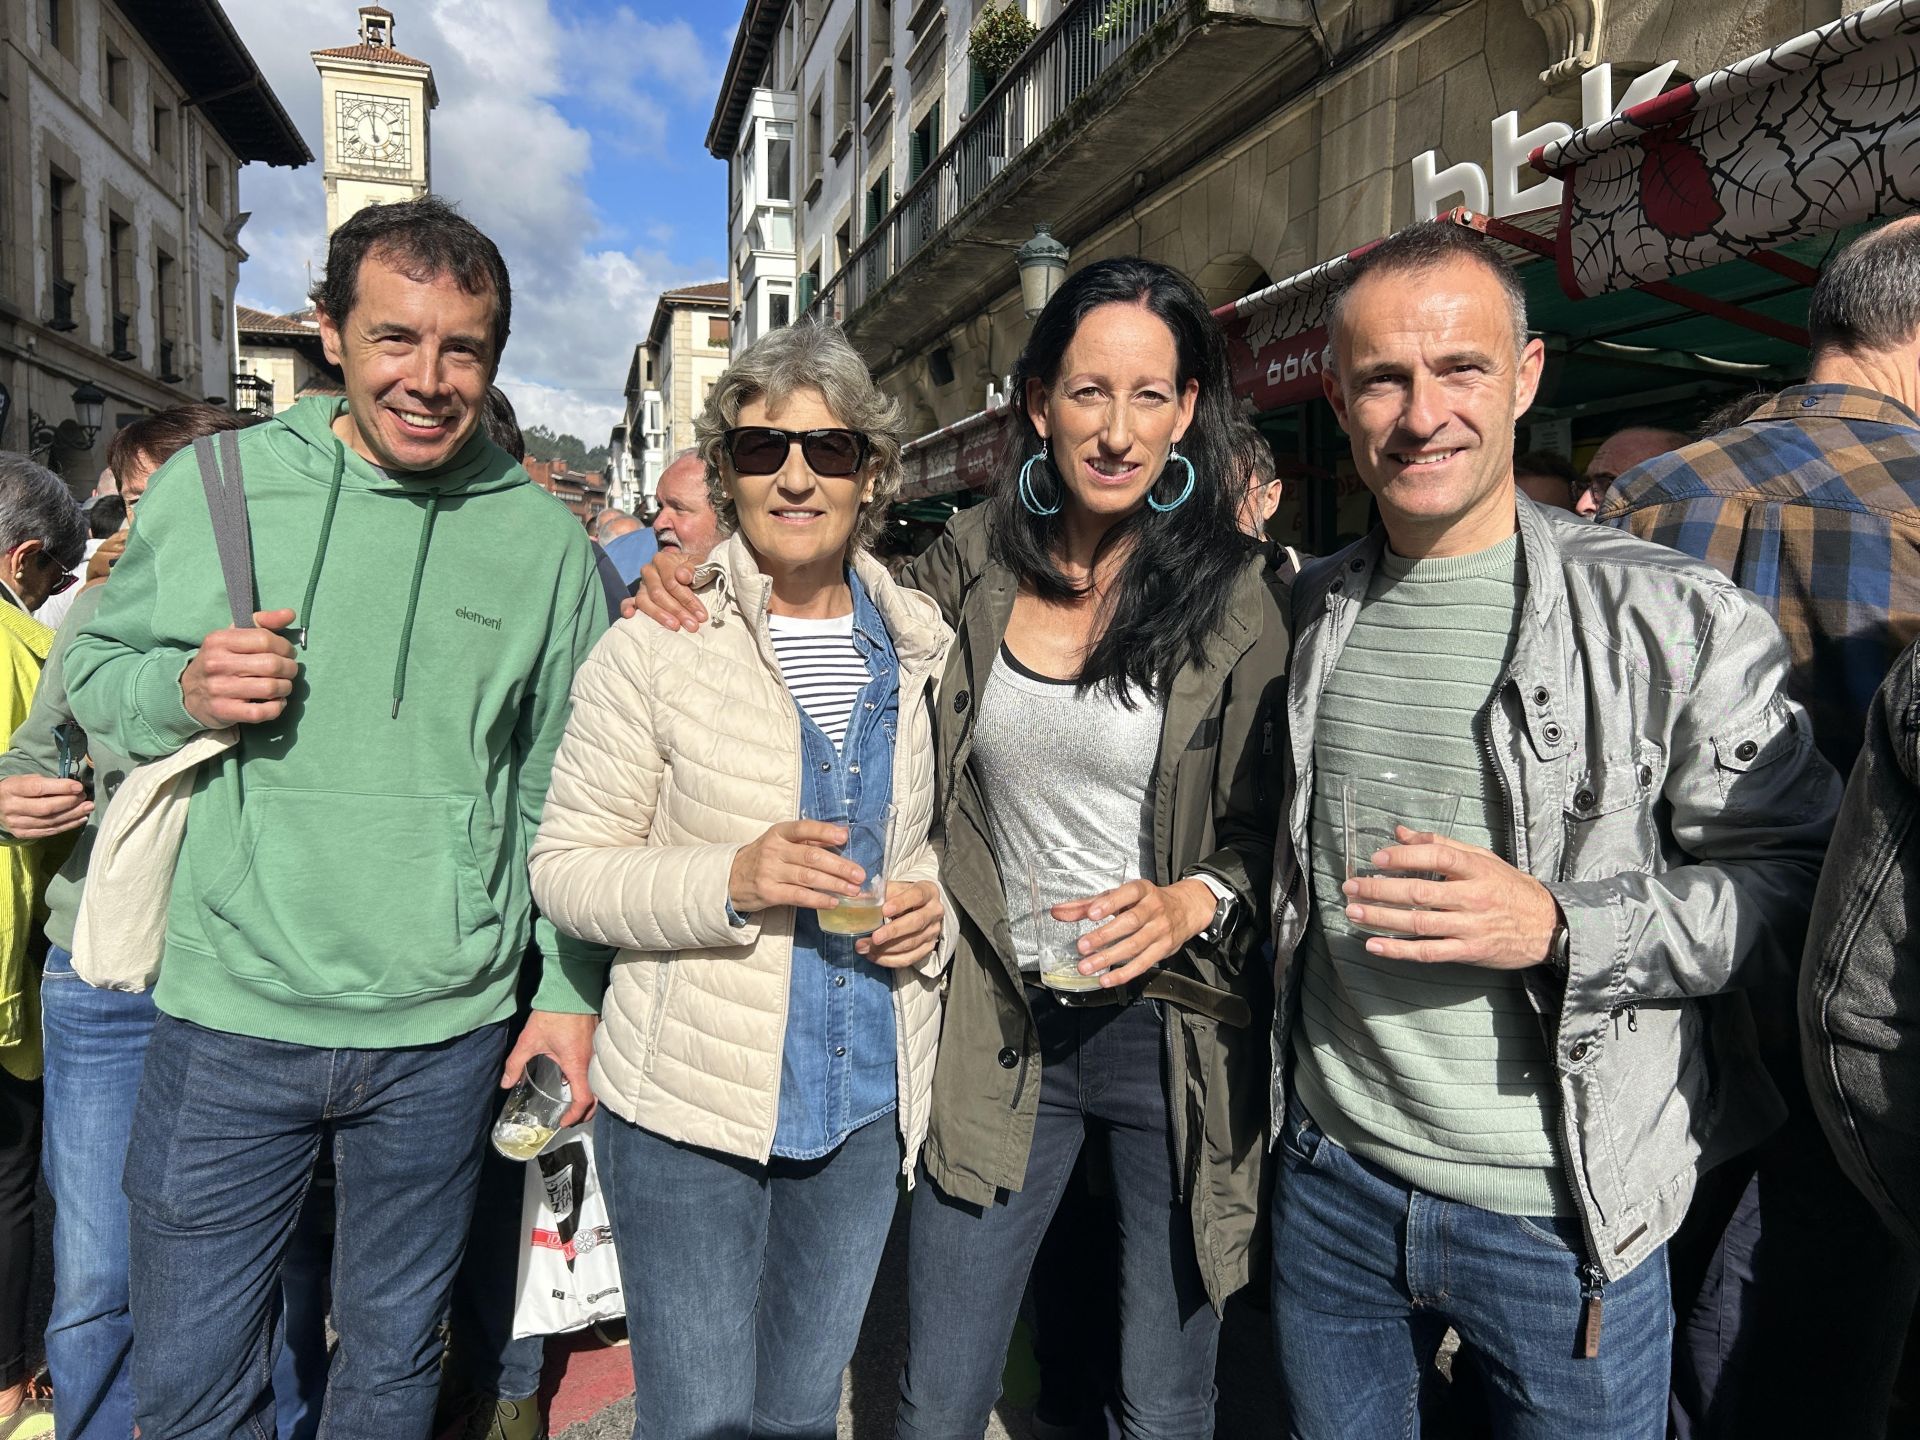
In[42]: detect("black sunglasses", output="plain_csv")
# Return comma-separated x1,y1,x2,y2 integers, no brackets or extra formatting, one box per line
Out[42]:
37,551,77,596
723,426,871,478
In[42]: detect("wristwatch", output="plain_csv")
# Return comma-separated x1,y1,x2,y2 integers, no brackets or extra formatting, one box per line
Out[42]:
1189,871,1238,946
1545,919,1571,971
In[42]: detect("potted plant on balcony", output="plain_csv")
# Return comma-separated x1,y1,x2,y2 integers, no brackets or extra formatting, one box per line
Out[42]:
1091,0,1145,39
968,2,1039,89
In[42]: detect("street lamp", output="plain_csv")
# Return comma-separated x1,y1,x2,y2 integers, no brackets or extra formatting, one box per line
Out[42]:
1017,223,1070,319
232,371,263,414
26,381,107,461
71,382,106,442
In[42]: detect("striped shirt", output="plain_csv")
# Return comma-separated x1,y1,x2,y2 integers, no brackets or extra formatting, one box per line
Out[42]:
769,612,870,750
1603,383,1920,776
1292,535,1572,1217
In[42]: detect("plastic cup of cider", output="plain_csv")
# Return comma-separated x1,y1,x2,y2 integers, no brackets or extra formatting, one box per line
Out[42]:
491,1054,570,1160
1029,848,1130,995
816,805,891,937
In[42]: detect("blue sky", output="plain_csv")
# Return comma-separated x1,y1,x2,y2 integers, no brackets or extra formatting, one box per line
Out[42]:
228,0,736,441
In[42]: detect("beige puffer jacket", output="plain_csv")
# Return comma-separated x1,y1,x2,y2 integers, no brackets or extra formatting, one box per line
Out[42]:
530,536,955,1173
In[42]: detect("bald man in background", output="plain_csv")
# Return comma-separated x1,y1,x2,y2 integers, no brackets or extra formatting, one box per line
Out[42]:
1576,425,1689,516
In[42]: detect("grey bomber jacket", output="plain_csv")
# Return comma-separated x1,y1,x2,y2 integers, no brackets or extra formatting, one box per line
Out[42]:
1273,495,1842,1285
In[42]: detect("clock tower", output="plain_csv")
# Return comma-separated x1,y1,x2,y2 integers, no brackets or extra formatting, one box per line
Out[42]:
312,6,439,236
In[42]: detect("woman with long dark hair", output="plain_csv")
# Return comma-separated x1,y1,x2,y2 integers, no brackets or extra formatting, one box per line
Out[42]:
631,258,1288,1437
891,257,1286,1440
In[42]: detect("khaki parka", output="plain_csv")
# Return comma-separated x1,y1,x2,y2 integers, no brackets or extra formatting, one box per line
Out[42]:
902,507,1290,1309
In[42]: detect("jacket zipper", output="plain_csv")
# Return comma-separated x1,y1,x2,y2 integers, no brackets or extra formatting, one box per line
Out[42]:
1480,678,1610,1356
1578,1261,1607,1358
886,660,931,1182
760,578,802,1167
1258,711,1275,810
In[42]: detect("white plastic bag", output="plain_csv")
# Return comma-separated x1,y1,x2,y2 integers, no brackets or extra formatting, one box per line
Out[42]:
510,1122,626,1339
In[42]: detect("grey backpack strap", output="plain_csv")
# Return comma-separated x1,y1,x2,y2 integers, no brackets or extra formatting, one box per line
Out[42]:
194,432,255,628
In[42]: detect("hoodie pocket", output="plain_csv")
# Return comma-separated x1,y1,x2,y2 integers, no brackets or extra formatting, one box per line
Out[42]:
201,787,506,1000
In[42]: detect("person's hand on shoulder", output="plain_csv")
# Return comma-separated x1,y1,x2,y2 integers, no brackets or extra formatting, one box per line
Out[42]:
621,551,709,630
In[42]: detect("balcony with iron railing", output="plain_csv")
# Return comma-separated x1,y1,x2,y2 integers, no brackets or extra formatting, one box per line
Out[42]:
805,0,1322,362
110,312,134,360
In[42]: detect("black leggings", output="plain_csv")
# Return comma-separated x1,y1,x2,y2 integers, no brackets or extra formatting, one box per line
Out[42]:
0,1065,39,1389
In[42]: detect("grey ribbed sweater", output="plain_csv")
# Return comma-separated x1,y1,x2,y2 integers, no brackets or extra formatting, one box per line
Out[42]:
1291,535,1572,1216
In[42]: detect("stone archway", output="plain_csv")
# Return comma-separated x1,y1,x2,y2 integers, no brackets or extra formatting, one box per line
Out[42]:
1191,255,1273,308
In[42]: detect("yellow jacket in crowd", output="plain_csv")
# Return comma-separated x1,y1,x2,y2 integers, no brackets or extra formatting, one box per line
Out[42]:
0,600,59,1081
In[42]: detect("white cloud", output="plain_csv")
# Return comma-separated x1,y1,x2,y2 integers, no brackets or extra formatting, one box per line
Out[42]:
229,0,724,446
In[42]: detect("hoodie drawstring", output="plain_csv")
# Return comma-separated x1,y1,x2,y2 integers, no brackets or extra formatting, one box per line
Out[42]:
295,444,346,649
391,492,440,718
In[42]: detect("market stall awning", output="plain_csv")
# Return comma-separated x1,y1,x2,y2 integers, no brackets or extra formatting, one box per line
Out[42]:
899,403,1018,500
899,0,1920,500
1214,208,1558,411
1533,0,1920,299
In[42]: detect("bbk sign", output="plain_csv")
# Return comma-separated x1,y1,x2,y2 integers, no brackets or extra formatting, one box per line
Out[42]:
1412,62,1678,219
1236,327,1331,410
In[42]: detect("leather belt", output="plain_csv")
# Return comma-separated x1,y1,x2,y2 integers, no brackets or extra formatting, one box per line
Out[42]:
1024,970,1251,1029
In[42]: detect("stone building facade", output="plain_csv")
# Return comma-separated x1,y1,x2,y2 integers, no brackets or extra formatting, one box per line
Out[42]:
0,0,306,492
642,281,731,458
712,0,1026,361
712,0,1860,445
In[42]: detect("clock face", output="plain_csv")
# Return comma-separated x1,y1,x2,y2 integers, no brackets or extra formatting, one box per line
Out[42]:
335,92,411,168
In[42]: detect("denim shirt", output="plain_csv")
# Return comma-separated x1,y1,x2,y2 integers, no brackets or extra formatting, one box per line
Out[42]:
771,570,901,1159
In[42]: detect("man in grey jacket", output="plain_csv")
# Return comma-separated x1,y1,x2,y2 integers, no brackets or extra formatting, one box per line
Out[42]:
1268,220,1840,1436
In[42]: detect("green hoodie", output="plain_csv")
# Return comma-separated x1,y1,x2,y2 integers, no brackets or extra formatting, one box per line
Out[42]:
65,398,611,1048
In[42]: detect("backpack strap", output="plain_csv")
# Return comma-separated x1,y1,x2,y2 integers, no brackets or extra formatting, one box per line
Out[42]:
194,431,255,629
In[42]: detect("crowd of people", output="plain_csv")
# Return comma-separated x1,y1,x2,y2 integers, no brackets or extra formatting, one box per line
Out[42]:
0,189,1915,1440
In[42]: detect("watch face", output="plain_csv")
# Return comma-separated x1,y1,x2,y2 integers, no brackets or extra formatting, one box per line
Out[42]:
335,92,410,168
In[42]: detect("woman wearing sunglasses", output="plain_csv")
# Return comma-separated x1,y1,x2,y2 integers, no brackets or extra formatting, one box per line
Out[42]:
530,322,954,1440
632,259,1290,1438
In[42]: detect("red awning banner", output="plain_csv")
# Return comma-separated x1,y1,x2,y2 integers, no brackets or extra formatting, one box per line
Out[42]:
1215,250,1356,411
899,403,1018,499
1212,209,1556,409
1533,0,1920,298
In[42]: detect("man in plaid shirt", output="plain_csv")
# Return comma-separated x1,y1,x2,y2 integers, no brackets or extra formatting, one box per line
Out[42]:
1604,215,1920,1440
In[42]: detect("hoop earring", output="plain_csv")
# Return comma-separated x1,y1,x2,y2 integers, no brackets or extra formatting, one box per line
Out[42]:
1018,448,1060,516
1148,447,1196,513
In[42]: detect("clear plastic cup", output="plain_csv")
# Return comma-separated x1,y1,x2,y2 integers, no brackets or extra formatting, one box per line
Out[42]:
1341,773,1463,937
816,805,892,937
491,1053,570,1160
1029,848,1130,994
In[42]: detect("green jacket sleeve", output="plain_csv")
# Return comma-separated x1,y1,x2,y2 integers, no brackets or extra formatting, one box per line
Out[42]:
65,461,209,763
0,595,97,835
522,545,616,1013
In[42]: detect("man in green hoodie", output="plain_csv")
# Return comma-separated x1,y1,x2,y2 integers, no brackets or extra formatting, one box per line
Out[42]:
65,196,609,1440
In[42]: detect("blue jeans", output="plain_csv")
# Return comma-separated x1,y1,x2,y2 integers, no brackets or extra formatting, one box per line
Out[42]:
897,994,1222,1440
596,1107,902,1439
124,1013,507,1440
40,949,333,1440
1270,1101,1672,1440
